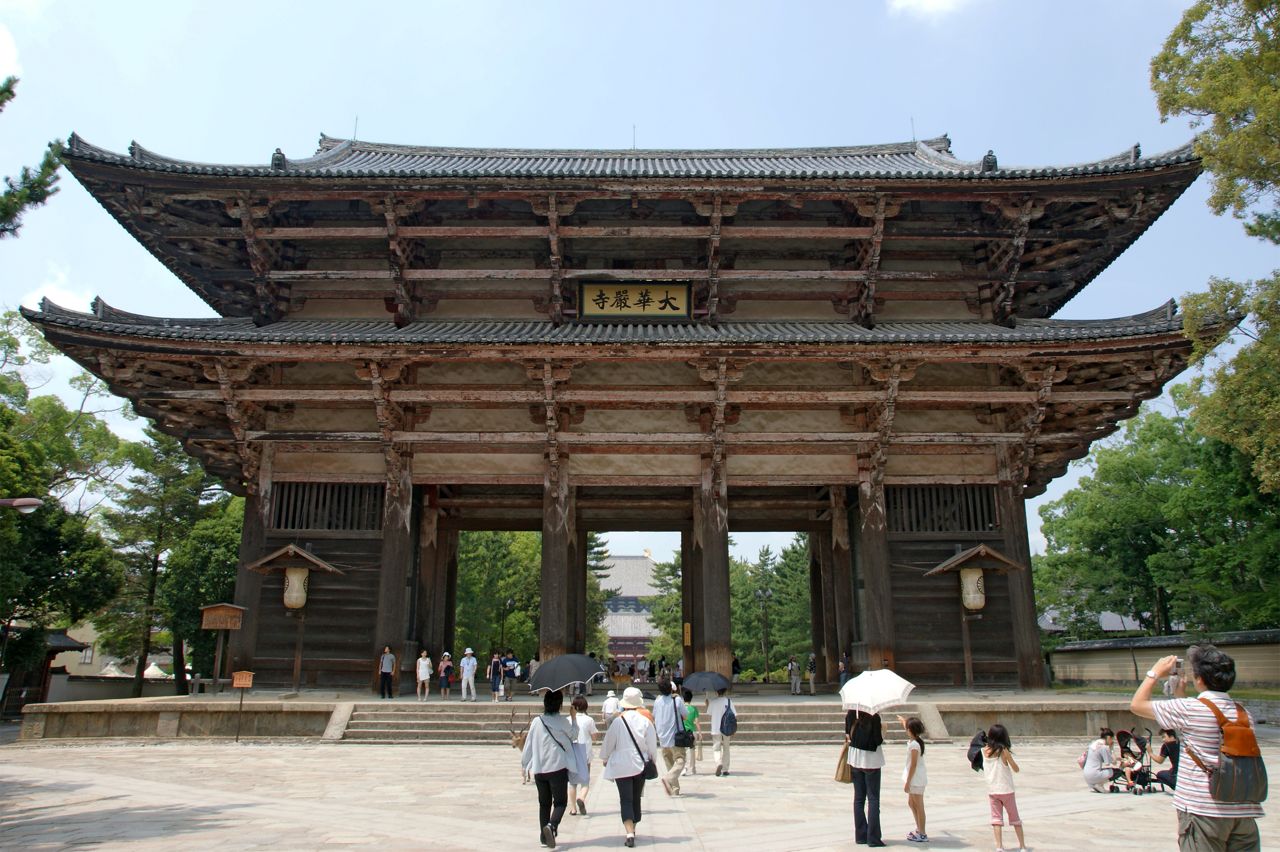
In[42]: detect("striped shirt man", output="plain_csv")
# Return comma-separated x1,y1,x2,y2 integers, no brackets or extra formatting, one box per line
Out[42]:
1150,692,1265,820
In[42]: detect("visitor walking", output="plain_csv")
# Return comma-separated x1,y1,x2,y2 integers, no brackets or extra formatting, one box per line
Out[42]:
415,649,433,701
489,652,504,702
376,645,397,700
568,695,598,816
787,655,801,694
521,689,577,849
437,652,453,700
602,689,620,722
600,686,659,848
731,655,741,683
898,714,929,843
845,709,885,847
807,652,818,695
652,678,686,796
981,723,1027,852
503,649,518,701
1130,645,1265,851
681,687,701,775
709,687,736,776
460,648,478,701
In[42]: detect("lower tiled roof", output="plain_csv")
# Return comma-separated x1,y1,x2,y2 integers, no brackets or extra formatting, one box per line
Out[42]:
24,300,1185,347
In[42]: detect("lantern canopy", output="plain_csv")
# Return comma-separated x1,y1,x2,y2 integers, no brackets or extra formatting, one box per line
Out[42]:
923,543,1026,611
245,544,344,609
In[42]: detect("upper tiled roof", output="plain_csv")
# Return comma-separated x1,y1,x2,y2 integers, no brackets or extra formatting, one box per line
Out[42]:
64,133,1198,181
23,299,1186,347
604,555,661,598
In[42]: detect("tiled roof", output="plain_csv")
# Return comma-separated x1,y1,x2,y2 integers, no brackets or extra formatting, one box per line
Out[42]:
64,133,1198,182
23,299,1186,346
604,555,661,598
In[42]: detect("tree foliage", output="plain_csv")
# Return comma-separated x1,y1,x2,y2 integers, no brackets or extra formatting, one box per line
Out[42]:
0,77,62,239
1036,405,1280,638
1152,0,1280,240
1153,3,1280,492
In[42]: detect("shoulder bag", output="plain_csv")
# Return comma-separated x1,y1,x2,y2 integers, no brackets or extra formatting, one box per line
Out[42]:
835,740,854,783
619,712,659,780
1183,699,1269,804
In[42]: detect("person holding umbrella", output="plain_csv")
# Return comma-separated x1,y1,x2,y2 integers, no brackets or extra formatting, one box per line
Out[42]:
600,686,659,848
521,688,578,848
845,709,886,847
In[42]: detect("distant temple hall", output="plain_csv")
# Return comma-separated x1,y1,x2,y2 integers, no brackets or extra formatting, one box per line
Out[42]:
603,552,660,664
26,132,1206,689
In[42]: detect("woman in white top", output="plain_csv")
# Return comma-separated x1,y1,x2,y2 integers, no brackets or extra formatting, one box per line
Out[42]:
1081,727,1118,791
415,650,432,702
600,687,659,848
845,709,885,847
521,689,578,849
568,695,599,817
897,714,929,843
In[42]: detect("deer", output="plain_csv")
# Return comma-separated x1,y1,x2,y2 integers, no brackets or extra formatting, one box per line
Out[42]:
510,709,533,784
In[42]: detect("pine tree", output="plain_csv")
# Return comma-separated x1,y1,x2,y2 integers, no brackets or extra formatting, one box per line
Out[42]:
0,78,62,239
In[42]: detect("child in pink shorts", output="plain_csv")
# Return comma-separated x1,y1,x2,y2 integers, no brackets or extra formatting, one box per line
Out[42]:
981,724,1027,852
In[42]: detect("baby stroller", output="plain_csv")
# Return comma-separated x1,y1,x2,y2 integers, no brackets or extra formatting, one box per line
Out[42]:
1112,729,1156,795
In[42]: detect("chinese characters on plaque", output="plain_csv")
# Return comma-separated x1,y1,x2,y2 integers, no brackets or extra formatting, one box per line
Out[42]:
578,283,690,319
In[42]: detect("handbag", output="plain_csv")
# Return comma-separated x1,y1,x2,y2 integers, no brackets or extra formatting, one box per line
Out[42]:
620,712,659,780
835,741,854,783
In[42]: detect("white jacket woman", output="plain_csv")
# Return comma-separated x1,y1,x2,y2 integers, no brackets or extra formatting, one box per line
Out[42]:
599,687,659,848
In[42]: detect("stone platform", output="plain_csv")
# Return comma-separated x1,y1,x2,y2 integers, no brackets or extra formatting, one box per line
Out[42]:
20,689,1155,744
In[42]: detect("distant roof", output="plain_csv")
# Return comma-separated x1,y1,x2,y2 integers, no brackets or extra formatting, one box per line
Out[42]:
65,133,1197,182
605,554,660,598
23,299,1189,347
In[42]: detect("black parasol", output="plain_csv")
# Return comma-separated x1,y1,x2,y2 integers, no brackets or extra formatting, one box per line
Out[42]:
682,670,731,694
527,653,607,693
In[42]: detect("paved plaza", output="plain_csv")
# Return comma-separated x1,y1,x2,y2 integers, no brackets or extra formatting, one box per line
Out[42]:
2,735,1276,850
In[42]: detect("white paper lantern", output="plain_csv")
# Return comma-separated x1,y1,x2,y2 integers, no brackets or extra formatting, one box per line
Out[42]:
960,567,986,611
283,566,310,609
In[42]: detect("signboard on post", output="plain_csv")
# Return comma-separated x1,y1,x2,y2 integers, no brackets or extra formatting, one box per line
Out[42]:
232,671,254,689
579,282,691,319
200,603,245,631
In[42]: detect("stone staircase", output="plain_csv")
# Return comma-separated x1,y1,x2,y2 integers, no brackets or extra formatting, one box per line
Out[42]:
340,700,925,745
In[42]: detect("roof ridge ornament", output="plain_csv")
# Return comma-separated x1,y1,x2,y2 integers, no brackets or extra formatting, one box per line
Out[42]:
271,148,287,171
981,150,998,173
1131,143,1142,164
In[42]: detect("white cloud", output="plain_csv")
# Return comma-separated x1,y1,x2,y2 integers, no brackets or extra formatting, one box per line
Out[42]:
887,0,974,19
0,23,20,77
22,263,92,312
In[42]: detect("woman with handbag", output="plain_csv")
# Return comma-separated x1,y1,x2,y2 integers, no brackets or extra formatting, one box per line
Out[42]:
845,709,886,847
521,689,578,848
600,686,659,848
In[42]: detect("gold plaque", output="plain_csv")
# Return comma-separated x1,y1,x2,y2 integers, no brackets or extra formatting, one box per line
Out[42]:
232,670,255,689
579,283,690,319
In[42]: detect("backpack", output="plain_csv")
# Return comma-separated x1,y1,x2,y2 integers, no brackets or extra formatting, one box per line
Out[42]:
1183,698,1269,804
719,699,738,736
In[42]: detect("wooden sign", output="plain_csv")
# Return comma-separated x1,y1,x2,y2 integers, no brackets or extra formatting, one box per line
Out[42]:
579,282,690,319
200,603,246,631
232,670,254,689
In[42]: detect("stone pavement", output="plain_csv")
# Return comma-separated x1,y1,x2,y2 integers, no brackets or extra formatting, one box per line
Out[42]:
2,736,1276,851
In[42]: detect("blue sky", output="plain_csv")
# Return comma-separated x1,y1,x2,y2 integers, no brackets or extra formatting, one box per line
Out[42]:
1,0,1274,561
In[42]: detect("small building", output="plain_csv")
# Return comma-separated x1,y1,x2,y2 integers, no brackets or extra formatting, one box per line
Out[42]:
603,553,660,662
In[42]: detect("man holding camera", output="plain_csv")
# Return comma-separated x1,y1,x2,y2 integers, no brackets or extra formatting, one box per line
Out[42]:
1130,644,1264,852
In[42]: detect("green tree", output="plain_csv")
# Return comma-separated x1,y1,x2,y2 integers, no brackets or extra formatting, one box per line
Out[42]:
1152,2,1280,491
0,77,62,239
159,497,242,693
1036,405,1280,638
97,428,218,696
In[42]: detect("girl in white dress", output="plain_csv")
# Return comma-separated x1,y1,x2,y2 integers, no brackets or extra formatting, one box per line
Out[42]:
898,714,929,843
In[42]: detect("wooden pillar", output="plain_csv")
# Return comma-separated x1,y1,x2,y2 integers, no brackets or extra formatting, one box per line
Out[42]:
855,479,896,670
228,491,267,671
830,485,857,669
808,538,829,682
997,480,1047,688
375,458,414,693
419,519,456,660
443,532,459,656
572,528,587,654
539,468,575,660
695,463,731,677
816,529,840,679
681,528,702,674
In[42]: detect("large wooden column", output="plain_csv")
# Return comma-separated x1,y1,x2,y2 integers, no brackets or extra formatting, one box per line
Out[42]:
539,467,576,660
681,527,703,674
816,530,841,679
418,512,457,660
997,476,1047,688
829,485,857,668
571,528,587,654
694,461,732,677
228,491,267,671
375,456,415,696
855,478,896,670
808,536,830,681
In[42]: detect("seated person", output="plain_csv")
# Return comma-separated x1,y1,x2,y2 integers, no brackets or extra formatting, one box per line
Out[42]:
1082,727,1119,791
1148,728,1179,790
1118,751,1140,789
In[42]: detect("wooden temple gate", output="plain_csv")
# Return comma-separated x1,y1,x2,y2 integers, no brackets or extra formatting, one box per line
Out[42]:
26,132,1209,690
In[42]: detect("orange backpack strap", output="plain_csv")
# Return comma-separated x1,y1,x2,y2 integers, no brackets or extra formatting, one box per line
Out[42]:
1196,697,1232,727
